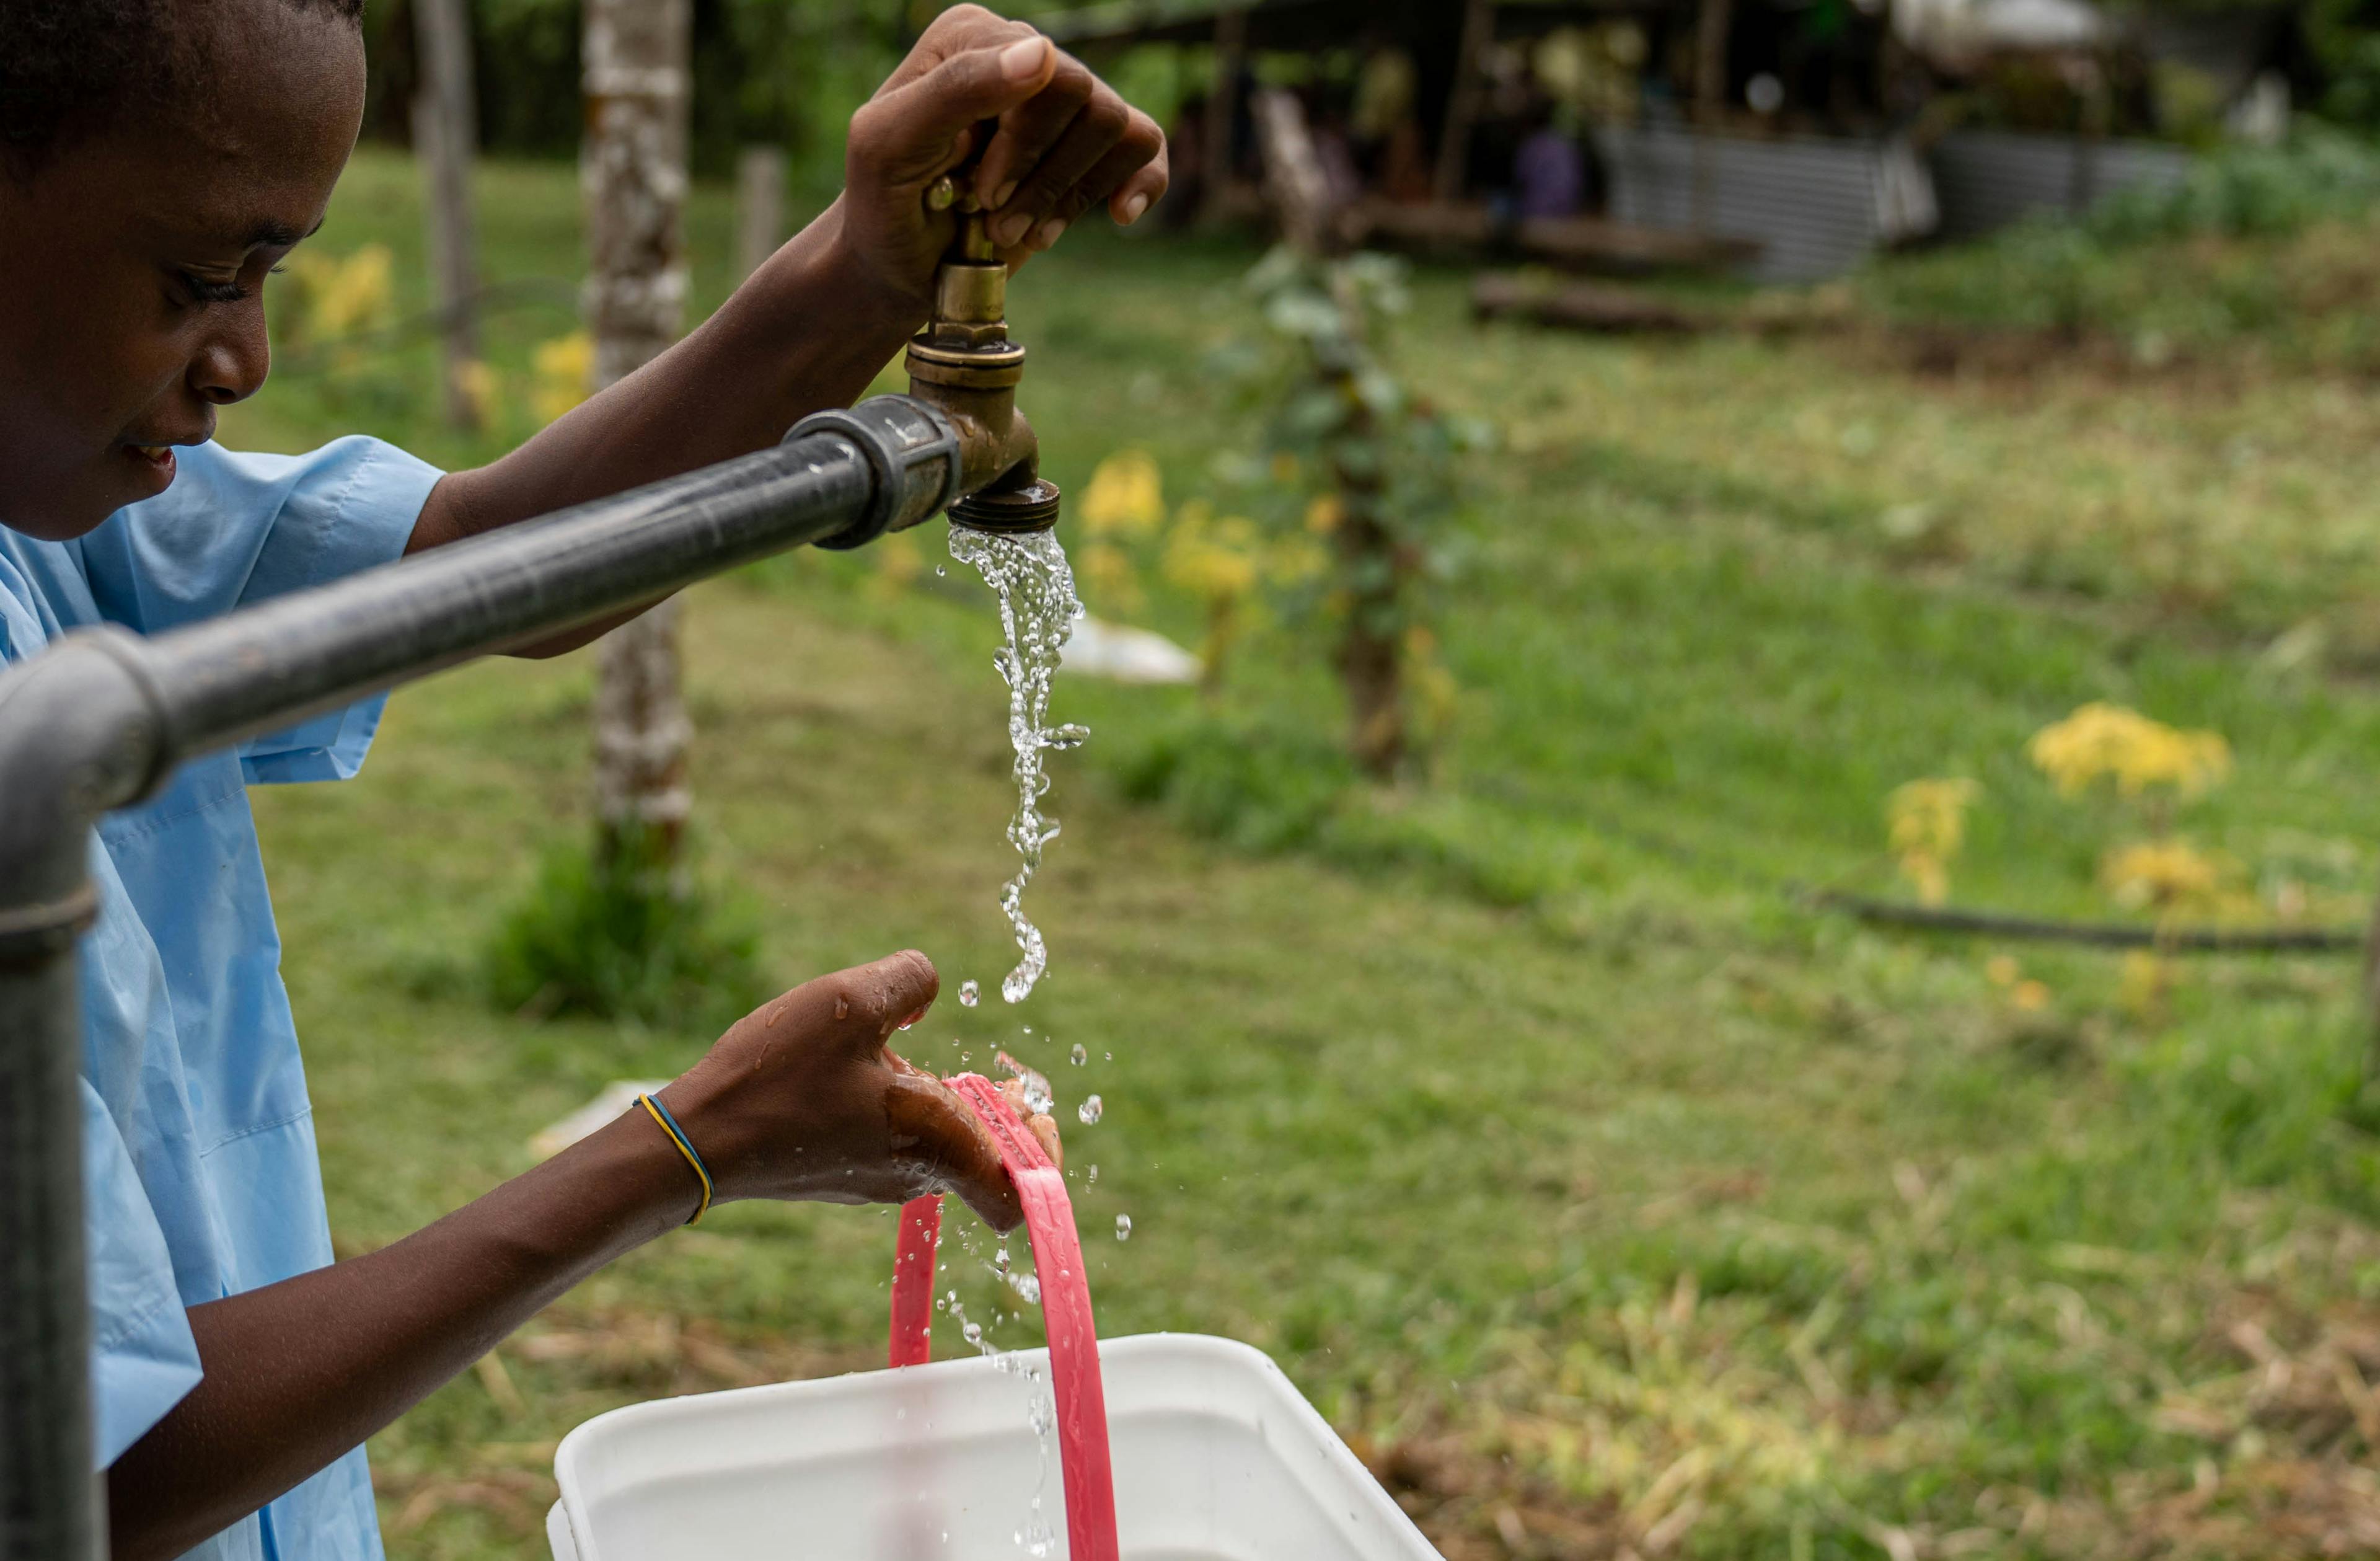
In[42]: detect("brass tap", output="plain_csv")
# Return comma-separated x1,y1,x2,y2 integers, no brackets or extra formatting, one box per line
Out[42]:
909,174,1057,534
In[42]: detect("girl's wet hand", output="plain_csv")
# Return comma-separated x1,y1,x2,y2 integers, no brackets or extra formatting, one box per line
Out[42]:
659,950,1059,1232
834,5,1166,311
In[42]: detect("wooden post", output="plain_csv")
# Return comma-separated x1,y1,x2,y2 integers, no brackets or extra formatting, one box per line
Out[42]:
1696,0,1735,123
412,0,480,431
584,0,693,864
1203,7,1248,223
1432,0,1495,204
734,145,786,281
1253,89,1334,256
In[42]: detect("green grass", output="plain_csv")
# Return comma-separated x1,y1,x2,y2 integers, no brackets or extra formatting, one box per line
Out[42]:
221,148,2380,1559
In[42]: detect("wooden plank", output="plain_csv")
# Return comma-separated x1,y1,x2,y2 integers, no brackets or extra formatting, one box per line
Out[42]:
1470,271,1704,333
1341,198,1759,273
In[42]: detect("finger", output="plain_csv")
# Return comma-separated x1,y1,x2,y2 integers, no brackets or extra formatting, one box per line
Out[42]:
761,950,938,1055
886,1072,1024,1231
1108,129,1170,225
1029,1112,1064,1170
850,35,1059,186
972,50,1098,236
873,4,1029,99
987,92,1129,249
1036,112,1166,236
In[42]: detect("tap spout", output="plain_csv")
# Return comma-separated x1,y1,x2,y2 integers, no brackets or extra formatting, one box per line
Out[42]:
903,182,1057,534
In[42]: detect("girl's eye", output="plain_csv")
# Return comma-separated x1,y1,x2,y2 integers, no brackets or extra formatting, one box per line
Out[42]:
178,271,252,306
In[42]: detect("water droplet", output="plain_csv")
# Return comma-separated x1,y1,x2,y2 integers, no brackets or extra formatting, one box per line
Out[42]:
1077,1094,1103,1126
1114,1213,1132,1240
935,564,946,577
1070,1043,1087,1066
963,1321,983,1345
958,980,980,1007
1086,1163,1098,1183
994,1242,1010,1271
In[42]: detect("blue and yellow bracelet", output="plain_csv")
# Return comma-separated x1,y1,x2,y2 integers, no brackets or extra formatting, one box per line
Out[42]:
637,1092,714,1225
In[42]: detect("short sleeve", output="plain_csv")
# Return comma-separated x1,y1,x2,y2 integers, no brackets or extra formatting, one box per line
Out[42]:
71,438,444,784
80,1077,204,1467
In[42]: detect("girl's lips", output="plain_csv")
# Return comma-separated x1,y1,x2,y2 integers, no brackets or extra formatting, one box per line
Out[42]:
121,443,178,493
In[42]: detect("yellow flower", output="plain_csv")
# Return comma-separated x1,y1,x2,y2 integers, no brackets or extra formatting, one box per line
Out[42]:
449,359,499,428
2100,838,2229,913
288,244,395,342
1304,493,1344,534
2118,949,2168,1020
531,332,596,425
2012,979,2052,1012
1886,778,1981,906
1162,503,1261,603
1080,541,1143,614
1078,450,1165,537
2028,702,2231,800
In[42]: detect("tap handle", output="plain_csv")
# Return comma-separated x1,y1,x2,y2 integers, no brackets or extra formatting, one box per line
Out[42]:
925,174,998,265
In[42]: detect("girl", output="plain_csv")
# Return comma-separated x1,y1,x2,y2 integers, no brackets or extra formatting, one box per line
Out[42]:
0,3,1162,1556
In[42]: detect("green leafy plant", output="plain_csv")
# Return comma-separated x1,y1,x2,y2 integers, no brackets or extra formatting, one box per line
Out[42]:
1214,247,1487,777
487,825,771,1033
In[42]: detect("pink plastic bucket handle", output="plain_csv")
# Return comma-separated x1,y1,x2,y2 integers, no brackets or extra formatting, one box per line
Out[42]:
889,1195,943,1369
885,1075,1119,1561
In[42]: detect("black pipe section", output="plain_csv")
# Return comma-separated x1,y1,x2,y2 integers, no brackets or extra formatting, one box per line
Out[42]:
0,395,961,1559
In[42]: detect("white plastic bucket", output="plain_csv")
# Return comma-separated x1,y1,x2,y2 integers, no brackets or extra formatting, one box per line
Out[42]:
545,1332,1442,1561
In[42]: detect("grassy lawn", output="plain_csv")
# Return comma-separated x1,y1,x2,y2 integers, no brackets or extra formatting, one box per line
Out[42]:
221,148,2380,1559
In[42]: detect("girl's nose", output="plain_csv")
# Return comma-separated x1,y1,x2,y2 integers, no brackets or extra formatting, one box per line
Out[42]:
191,306,270,405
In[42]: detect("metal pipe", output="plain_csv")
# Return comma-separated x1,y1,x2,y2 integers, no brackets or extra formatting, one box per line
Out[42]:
0,397,959,1558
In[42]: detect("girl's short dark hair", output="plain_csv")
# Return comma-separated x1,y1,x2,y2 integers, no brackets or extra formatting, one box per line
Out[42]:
0,0,364,173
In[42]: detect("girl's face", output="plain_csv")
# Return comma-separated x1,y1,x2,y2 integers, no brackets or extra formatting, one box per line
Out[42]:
0,3,366,541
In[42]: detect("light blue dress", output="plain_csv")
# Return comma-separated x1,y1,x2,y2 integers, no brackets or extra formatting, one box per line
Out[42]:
0,437,443,1561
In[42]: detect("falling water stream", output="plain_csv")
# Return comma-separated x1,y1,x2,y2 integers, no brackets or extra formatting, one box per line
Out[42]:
947,528,1088,1006
942,526,1091,1557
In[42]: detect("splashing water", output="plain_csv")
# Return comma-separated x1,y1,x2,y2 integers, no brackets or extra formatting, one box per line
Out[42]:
1069,1043,1087,1067
945,1292,1059,1556
1077,1095,1103,1126
959,980,981,1007
997,1051,1055,1116
1114,1214,1132,1241
948,528,1087,1005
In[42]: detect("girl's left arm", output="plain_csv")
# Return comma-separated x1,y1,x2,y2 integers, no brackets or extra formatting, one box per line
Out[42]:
405,7,1163,655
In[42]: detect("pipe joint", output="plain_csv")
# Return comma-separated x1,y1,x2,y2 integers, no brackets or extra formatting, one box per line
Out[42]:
786,396,964,551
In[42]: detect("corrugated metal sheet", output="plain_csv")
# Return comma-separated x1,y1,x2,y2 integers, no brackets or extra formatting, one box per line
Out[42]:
1592,126,1890,283
1590,126,2196,281
1929,131,2193,241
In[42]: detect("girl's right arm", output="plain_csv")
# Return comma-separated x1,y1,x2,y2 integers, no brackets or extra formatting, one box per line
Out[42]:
103,949,1045,1561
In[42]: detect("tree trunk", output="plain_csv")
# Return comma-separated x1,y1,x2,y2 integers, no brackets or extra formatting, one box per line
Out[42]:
734,145,786,282
1695,0,1735,123
1202,7,1248,225
584,0,692,863
1430,0,1494,203
1331,481,1406,779
412,0,480,431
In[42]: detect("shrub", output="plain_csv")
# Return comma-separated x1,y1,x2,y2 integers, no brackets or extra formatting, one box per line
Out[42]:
487,826,772,1033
